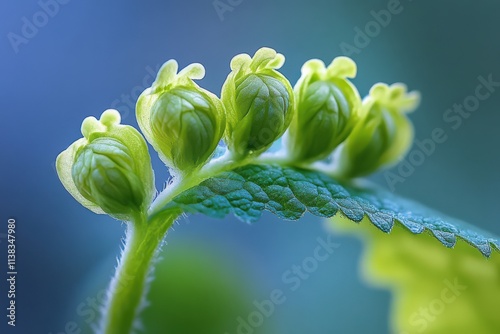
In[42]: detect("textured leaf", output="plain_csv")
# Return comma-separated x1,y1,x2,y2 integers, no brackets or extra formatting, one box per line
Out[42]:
166,164,499,257
330,216,500,333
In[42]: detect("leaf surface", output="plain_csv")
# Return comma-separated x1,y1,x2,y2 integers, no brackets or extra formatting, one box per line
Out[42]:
166,164,499,257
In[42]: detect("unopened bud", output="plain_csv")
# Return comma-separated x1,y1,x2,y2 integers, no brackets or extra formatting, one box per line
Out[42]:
56,109,154,220
285,57,362,163
221,47,294,157
136,60,225,174
335,83,420,178
72,138,145,216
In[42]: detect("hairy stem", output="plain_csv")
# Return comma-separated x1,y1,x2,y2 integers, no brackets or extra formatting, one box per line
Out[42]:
100,149,291,333
101,211,179,334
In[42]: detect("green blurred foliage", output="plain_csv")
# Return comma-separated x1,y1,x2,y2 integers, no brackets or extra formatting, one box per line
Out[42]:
78,243,273,334
331,216,500,334
142,244,272,334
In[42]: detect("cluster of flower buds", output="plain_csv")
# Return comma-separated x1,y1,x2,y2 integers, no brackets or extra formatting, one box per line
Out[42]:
57,47,419,220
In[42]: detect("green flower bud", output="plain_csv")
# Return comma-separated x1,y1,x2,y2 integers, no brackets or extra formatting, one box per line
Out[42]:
221,47,294,157
56,109,155,220
136,60,225,174
285,57,362,163
335,83,420,178
72,138,145,217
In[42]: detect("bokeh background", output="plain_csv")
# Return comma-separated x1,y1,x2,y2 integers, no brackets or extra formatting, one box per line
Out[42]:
1,0,500,333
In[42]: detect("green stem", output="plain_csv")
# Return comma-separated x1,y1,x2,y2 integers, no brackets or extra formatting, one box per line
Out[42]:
101,211,179,334
101,149,295,333
148,150,245,216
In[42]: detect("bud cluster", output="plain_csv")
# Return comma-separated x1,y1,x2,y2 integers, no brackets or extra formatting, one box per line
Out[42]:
57,47,420,221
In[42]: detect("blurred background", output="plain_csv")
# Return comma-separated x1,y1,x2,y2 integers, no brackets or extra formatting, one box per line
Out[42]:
1,0,500,333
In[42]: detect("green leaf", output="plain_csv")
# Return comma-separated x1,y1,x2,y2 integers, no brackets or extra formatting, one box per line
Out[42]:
166,164,499,257
329,216,500,333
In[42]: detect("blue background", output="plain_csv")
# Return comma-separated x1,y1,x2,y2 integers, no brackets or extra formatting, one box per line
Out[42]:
1,0,500,333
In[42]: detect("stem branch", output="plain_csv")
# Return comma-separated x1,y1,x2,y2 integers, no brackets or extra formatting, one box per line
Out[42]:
101,212,179,334
101,149,294,333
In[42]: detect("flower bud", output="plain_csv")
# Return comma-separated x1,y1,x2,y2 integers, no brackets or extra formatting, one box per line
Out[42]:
221,47,294,157
72,138,145,217
335,83,420,178
56,109,155,220
136,60,225,174
285,57,362,163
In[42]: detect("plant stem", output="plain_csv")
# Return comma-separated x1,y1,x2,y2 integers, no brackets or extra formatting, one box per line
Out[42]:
148,150,241,216
100,149,294,333
101,211,179,334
